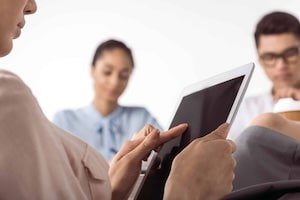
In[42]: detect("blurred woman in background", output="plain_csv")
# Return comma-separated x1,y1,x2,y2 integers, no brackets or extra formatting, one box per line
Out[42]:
53,39,162,160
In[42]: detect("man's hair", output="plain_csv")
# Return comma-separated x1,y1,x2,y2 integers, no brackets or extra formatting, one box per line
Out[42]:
254,11,300,47
91,39,134,67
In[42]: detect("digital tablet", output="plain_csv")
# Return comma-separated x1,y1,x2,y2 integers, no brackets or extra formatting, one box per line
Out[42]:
133,62,255,200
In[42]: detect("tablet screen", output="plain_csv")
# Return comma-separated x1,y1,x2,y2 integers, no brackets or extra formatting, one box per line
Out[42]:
135,75,245,200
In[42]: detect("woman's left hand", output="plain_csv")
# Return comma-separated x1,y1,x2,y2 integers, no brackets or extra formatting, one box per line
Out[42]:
109,123,188,200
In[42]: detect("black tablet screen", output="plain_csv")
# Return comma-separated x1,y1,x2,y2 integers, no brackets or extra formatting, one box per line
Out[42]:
135,75,244,200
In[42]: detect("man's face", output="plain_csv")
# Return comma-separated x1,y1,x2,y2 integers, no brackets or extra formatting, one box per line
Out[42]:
0,0,37,57
257,33,300,90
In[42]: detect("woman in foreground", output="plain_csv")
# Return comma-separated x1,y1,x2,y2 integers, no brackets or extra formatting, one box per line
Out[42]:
0,0,236,199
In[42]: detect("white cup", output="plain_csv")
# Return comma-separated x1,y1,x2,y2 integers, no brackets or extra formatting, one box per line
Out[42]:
273,97,300,121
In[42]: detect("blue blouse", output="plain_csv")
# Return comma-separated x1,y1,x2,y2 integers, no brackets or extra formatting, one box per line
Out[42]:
52,104,163,161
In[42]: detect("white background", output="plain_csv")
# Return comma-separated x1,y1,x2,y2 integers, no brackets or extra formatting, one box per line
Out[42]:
0,0,299,129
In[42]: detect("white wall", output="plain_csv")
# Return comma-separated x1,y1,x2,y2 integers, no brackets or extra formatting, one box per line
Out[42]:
0,0,299,129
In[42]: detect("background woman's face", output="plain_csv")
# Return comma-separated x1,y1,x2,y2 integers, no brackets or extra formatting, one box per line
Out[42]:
91,48,133,103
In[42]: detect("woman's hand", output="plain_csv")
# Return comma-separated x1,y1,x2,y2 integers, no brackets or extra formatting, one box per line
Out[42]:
164,123,236,200
109,123,188,200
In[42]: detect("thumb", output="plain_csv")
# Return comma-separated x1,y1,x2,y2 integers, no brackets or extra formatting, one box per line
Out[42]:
203,123,229,141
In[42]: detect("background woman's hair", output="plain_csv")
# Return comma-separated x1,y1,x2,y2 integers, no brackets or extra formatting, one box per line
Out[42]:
91,39,134,67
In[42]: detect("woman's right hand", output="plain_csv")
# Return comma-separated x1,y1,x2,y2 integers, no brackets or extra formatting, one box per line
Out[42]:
164,123,236,200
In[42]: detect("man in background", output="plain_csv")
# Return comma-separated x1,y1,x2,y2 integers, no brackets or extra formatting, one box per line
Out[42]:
229,11,300,140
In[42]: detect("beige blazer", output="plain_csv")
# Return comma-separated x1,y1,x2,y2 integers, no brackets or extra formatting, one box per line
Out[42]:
0,70,111,199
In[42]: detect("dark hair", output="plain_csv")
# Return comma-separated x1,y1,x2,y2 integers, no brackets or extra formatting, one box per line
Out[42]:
91,39,134,67
254,11,300,47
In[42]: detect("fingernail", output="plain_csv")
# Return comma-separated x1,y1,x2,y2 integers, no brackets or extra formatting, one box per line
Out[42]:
180,123,188,127
154,128,160,134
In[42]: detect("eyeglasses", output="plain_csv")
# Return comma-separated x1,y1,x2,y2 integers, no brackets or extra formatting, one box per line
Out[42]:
259,46,300,67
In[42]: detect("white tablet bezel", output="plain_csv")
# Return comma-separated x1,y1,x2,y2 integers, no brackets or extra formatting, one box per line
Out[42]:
167,62,254,129
133,62,255,199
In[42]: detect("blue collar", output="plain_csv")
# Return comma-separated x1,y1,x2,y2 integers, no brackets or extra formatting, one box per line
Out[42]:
81,104,123,133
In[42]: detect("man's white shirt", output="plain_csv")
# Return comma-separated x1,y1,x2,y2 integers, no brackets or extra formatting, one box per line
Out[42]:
228,90,274,140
